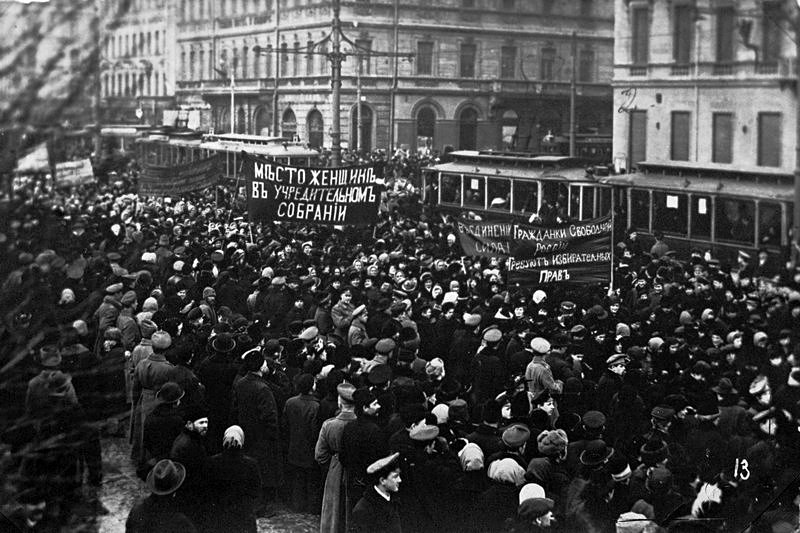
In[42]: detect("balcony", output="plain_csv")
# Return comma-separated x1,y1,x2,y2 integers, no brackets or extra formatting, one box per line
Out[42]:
617,58,796,81
670,64,690,76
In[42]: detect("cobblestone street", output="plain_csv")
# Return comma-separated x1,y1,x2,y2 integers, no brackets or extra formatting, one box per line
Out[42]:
97,436,318,533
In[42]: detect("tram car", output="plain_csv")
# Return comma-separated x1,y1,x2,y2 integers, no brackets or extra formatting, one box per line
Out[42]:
598,161,793,261
425,151,794,262
540,132,613,165
423,150,612,224
134,130,321,181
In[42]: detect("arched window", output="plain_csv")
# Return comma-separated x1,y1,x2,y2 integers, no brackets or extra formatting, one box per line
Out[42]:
416,106,436,152
282,108,297,139
218,107,230,133
254,107,270,136
351,104,372,152
502,109,519,150
307,109,324,149
458,107,478,150
237,106,246,134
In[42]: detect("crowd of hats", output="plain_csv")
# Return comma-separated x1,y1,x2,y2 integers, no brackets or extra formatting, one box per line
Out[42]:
4,157,800,532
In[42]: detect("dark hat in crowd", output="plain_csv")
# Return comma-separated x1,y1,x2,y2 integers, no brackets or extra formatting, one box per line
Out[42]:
645,466,673,493
559,301,576,313
693,392,720,417
241,348,265,372
39,344,61,367
448,398,469,422
121,291,137,306
639,437,669,465
663,394,688,412
46,371,72,396
580,439,614,466
368,364,392,386
502,424,531,449
650,405,675,421
607,452,632,482
375,338,396,354
146,459,186,496
711,378,737,396
582,410,606,430
211,333,236,353
518,483,554,520
353,387,378,411
156,382,185,404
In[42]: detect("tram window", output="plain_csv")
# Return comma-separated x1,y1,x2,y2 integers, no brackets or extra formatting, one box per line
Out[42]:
715,197,754,244
464,176,485,208
487,178,510,211
599,188,611,218
440,173,461,204
758,202,782,246
513,181,538,215
541,182,568,224
690,195,711,240
653,192,687,235
581,187,594,220
630,189,650,231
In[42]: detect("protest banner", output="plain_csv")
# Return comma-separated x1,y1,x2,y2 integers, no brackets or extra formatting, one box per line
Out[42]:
456,214,612,286
138,155,220,197
242,152,383,226
55,159,94,186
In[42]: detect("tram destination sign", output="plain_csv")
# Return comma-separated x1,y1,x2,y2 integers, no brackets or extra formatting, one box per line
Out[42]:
456,214,612,286
242,152,383,226
138,155,220,197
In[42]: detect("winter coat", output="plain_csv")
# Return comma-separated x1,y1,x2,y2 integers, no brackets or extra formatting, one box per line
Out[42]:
232,372,282,487
350,486,402,533
200,448,261,533
283,393,321,468
316,410,357,533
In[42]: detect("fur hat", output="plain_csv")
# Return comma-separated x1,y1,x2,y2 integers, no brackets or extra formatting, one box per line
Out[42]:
537,429,568,458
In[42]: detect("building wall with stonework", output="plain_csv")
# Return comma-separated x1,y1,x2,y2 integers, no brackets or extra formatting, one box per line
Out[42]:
612,0,798,175
168,0,613,153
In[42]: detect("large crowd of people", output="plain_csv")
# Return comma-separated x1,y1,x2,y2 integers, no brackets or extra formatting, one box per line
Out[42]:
0,148,800,533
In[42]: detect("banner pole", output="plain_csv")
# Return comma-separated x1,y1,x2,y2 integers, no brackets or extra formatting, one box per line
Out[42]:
609,189,615,294
249,223,254,244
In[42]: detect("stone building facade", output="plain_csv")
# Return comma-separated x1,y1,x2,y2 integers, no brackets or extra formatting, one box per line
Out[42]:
171,0,614,153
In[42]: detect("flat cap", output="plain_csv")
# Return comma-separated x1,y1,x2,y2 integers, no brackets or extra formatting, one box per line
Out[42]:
582,410,606,429
650,405,675,421
375,338,396,354
366,452,401,475
298,326,319,341
530,337,551,355
105,282,124,294
409,423,440,441
502,423,531,448
606,353,628,366
483,327,502,343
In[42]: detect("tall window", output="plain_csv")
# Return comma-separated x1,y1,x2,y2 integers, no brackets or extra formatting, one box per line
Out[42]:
501,46,516,78
241,46,248,78
757,112,782,167
502,0,514,10
541,47,556,80
293,41,300,76
280,42,288,76
670,111,690,161
355,39,372,74
762,2,782,64
462,0,474,6
417,41,434,75
712,113,733,163
673,4,693,64
460,42,476,78
578,49,594,82
306,40,315,75
715,6,734,63
631,7,649,65
580,0,592,16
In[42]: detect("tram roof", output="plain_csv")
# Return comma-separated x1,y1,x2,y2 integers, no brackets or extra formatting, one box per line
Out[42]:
433,161,596,182
598,172,794,202
199,141,319,158
207,133,290,144
445,150,584,166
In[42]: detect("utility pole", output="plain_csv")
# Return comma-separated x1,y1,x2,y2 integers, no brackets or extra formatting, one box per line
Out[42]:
357,53,363,153
272,0,280,136
229,65,235,134
330,0,344,167
389,0,400,152
795,5,800,262
92,0,102,157
569,31,577,158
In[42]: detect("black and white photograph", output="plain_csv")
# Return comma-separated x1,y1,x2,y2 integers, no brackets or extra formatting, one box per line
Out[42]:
1,0,800,531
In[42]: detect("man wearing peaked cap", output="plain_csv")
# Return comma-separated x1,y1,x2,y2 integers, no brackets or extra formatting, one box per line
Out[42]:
317,380,358,533
483,327,502,344
351,452,402,533
502,423,531,452
525,337,562,398
409,423,439,442
298,326,319,342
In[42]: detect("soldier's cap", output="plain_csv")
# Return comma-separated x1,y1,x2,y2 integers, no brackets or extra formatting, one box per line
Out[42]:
650,405,675,421
366,452,401,476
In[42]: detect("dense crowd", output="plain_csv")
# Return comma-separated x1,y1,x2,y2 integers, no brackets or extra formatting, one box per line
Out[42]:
1,148,800,533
